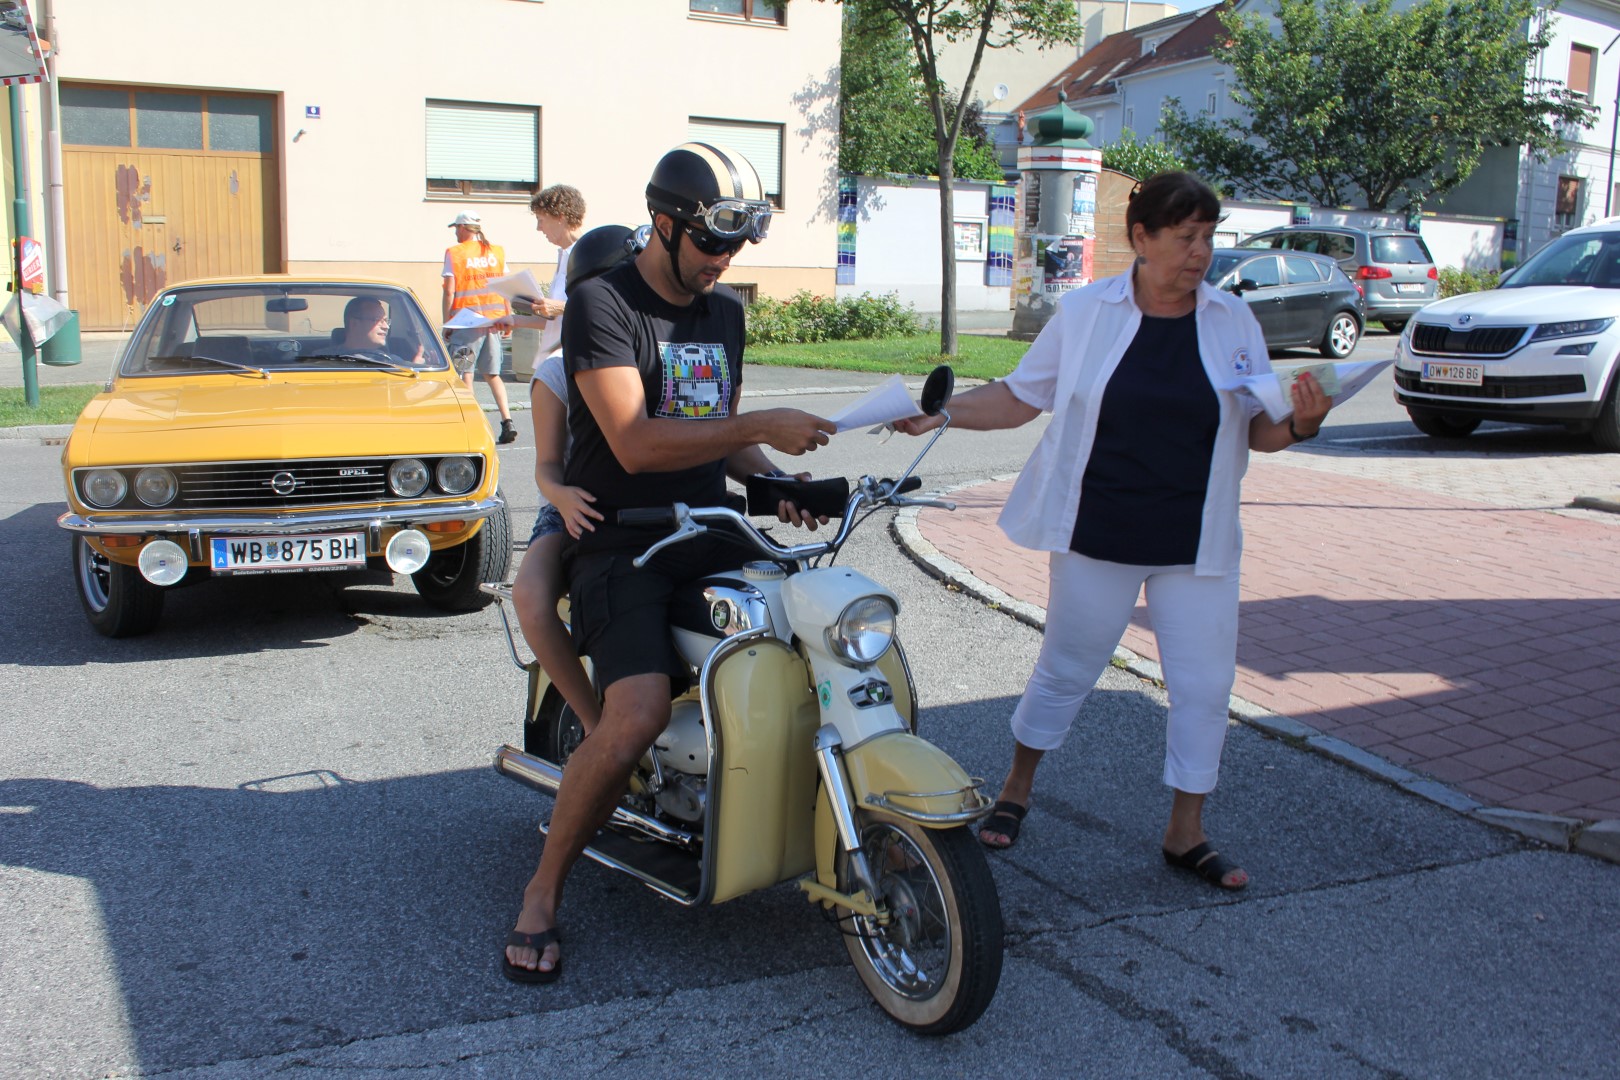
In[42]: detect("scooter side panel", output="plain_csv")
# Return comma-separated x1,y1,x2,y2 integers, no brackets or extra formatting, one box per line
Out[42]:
873,642,916,730
707,640,822,904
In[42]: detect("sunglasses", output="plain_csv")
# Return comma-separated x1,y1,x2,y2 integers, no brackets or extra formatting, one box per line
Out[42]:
683,224,747,257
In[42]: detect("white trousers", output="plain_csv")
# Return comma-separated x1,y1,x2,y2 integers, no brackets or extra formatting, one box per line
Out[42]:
1009,550,1241,794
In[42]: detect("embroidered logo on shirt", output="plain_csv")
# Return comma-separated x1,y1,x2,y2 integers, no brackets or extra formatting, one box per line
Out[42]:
656,341,731,419
1231,348,1253,376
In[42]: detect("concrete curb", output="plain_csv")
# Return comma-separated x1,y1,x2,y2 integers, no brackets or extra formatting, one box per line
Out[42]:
891,477,1617,866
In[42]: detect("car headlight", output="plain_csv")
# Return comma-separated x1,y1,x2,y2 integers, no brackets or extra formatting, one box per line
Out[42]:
826,595,897,666
388,458,430,498
82,469,128,508
435,456,478,495
134,467,178,507
1531,318,1614,340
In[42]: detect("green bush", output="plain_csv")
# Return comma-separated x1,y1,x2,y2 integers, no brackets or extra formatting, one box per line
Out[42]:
746,291,933,346
1437,267,1501,299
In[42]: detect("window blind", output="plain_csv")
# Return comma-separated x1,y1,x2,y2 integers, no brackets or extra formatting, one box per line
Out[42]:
427,102,538,182
688,119,783,198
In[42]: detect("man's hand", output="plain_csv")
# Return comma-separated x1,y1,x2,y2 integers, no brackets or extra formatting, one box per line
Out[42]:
777,471,830,531
755,408,837,455
892,414,945,437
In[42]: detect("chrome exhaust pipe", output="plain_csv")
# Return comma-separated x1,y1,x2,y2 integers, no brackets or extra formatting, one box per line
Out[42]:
493,744,701,852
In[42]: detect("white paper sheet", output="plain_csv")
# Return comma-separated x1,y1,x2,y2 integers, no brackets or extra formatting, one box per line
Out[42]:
827,374,924,433
1,290,73,349
1238,359,1393,422
443,308,497,330
487,269,547,303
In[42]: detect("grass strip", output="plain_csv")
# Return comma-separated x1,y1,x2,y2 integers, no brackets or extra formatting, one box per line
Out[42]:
748,334,1028,382
0,384,99,427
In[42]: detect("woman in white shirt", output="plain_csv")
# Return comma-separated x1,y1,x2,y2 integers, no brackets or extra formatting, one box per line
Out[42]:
898,172,1333,890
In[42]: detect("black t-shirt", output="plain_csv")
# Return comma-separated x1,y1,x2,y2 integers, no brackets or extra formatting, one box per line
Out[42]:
562,259,746,554
1071,311,1219,566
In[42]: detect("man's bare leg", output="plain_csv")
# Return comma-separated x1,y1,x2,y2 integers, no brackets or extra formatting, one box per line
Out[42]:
506,673,671,974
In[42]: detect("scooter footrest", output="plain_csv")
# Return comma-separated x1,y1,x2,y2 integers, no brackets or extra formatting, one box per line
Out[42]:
540,818,703,903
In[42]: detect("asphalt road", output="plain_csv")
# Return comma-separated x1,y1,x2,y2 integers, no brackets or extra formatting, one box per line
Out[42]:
3,387,1618,1078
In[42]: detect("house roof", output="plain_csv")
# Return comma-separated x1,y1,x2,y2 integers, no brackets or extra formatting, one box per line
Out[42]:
1012,1,1236,115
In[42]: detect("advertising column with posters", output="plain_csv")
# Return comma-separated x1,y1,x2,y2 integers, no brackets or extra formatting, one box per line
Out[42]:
1011,96,1102,340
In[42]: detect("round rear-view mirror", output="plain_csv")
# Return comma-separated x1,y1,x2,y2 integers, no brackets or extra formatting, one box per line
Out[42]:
920,364,954,416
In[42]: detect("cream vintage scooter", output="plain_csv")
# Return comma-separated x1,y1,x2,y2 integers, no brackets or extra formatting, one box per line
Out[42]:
484,367,1003,1034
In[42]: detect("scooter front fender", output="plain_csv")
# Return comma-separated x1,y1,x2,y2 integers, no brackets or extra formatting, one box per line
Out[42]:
814,731,990,889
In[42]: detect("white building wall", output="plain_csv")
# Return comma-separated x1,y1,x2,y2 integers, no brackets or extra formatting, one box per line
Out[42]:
835,177,1009,312
49,0,842,303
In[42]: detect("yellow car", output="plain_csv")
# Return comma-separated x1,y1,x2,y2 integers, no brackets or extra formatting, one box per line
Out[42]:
58,277,510,637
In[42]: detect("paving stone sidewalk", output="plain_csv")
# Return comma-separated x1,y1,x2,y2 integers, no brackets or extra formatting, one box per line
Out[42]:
912,454,1620,829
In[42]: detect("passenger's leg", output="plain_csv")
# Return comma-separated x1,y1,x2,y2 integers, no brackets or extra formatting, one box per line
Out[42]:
512,533,600,731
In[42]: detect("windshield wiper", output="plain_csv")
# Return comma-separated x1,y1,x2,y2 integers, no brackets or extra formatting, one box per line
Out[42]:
164,354,270,378
300,353,419,378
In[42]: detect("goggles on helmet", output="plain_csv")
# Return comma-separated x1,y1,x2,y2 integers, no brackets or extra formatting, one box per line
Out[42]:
693,198,772,242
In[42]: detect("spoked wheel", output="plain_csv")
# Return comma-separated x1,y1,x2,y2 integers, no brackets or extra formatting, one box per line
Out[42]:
836,812,1003,1035
529,685,589,764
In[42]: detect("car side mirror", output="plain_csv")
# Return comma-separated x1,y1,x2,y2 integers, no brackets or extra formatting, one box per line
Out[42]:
920,364,954,416
1235,278,1261,295
1497,267,1515,286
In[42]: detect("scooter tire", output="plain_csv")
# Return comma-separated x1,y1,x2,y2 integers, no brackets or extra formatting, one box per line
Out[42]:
837,813,1003,1035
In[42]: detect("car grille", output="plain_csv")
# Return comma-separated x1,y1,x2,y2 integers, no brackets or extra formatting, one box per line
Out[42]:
176,458,464,509
1395,369,1586,399
1410,324,1527,356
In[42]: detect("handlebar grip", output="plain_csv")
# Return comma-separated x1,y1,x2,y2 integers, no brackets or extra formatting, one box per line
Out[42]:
895,476,923,495
617,507,675,528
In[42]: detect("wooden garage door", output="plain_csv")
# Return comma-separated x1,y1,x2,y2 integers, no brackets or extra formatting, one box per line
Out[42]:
60,86,281,330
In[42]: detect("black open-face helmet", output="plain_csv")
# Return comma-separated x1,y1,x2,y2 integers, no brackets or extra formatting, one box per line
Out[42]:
646,142,772,248
565,224,649,292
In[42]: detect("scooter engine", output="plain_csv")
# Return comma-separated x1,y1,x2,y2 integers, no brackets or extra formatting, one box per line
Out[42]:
652,699,708,824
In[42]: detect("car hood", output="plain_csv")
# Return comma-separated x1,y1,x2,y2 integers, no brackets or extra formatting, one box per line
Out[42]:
1417,286,1620,324
69,374,487,465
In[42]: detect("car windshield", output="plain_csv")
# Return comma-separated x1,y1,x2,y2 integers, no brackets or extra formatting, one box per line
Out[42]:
1502,231,1620,289
1371,235,1432,264
1206,253,1245,282
120,283,449,376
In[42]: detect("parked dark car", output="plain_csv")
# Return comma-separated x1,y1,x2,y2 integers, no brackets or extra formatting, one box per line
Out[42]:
1238,224,1437,333
1205,249,1364,358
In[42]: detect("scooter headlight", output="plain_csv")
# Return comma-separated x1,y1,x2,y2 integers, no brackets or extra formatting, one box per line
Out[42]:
827,595,897,666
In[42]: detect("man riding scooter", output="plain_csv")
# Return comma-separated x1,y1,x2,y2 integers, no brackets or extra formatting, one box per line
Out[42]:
502,143,838,983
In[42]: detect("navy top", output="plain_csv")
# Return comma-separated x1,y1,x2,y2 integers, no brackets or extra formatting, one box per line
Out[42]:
1071,311,1219,565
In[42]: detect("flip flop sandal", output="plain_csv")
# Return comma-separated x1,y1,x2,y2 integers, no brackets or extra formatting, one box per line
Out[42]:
978,800,1029,850
501,926,563,984
1162,841,1248,891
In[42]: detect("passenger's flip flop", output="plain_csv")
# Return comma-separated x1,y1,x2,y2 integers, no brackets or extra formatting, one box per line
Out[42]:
501,926,563,984
978,800,1029,850
1162,841,1248,891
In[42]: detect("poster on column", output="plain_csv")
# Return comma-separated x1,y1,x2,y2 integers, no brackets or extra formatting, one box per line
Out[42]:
1013,235,1041,314
1068,173,1097,237
1039,235,1091,298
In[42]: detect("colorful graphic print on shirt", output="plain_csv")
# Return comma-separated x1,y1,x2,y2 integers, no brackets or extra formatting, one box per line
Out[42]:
655,341,732,419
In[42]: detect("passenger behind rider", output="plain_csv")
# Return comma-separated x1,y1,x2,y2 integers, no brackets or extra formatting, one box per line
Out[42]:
338,296,425,365
508,226,649,738
501,143,836,984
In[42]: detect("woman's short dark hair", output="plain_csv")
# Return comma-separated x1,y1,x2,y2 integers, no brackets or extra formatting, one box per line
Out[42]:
1126,171,1221,238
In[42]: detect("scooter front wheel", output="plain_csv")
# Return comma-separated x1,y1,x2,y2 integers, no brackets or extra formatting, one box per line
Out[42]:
837,813,1003,1035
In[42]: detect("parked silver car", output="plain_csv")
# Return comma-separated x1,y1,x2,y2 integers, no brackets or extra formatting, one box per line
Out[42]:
1240,225,1438,333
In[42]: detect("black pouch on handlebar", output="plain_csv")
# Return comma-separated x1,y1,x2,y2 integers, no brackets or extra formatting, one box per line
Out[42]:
744,474,849,519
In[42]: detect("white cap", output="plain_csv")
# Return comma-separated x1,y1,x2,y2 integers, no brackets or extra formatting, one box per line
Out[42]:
448,212,483,228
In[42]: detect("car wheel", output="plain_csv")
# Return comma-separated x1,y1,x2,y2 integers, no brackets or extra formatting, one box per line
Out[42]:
1381,320,1407,335
411,502,513,611
1407,407,1481,439
1594,374,1620,452
72,536,165,638
1319,312,1360,359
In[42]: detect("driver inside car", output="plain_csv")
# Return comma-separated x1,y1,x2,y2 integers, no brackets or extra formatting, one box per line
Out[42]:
500,142,837,985
338,296,425,365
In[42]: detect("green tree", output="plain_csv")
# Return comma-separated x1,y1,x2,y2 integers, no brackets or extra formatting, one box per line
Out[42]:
838,5,1004,182
832,0,1079,355
1160,0,1588,211
1101,131,1186,181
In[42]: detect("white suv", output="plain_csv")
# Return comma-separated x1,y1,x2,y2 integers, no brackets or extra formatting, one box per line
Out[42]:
1393,220,1620,451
